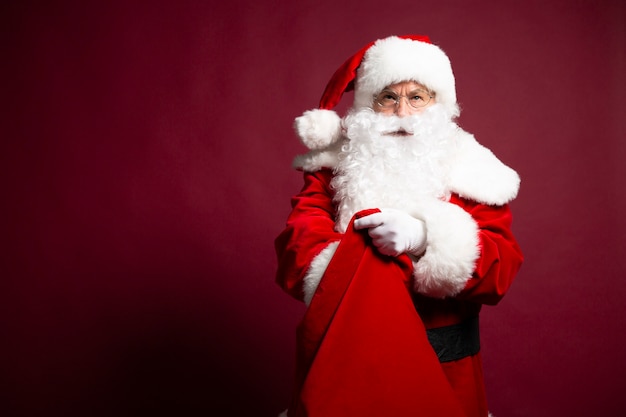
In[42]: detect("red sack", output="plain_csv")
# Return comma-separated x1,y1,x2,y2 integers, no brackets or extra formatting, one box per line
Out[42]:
289,210,467,417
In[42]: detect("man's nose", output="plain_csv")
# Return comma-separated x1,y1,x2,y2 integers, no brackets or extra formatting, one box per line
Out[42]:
395,97,411,117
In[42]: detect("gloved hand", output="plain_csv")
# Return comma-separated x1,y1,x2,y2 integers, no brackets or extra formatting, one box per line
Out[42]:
353,208,427,257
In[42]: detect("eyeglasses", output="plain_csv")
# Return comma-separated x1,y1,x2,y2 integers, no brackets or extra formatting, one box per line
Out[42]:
373,89,434,110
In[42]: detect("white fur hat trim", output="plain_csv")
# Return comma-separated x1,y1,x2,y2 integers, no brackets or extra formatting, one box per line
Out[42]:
354,36,457,116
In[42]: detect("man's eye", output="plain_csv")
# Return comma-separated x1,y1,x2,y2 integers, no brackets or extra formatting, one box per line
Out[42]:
410,95,425,102
382,94,397,101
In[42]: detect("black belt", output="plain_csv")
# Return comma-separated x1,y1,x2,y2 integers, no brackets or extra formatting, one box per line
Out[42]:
426,316,480,363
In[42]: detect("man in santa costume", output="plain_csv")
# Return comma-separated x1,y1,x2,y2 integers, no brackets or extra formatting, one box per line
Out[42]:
275,35,523,417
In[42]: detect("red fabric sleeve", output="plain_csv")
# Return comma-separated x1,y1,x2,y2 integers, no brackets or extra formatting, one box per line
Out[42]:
450,195,524,305
275,169,342,301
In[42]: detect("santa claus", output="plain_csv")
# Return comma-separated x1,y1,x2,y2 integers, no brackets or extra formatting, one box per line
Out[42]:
275,35,523,417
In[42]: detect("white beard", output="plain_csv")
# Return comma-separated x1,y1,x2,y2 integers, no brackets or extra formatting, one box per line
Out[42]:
331,104,458,232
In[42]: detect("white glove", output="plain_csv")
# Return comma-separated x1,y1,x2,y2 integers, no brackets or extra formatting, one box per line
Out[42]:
353,208,427,257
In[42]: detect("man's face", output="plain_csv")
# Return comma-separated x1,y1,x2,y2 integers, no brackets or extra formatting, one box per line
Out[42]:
372,81,436,117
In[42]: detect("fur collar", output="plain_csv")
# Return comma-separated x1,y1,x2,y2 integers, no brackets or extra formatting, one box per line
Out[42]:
293,127,520,206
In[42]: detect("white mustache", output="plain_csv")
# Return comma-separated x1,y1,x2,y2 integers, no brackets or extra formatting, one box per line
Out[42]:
374,115,418,135
343,105,452,141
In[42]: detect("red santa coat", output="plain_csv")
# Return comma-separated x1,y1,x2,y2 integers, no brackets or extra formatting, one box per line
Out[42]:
275,128,523,417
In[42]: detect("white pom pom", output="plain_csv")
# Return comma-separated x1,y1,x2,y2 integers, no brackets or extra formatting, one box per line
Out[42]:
294,109,342,150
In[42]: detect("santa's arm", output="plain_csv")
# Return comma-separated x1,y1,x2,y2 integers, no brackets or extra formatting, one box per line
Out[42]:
275,169,343,302
412,195,523,303
456,197,523,304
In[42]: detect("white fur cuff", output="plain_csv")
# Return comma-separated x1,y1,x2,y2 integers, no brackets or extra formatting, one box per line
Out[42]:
412,200,480,298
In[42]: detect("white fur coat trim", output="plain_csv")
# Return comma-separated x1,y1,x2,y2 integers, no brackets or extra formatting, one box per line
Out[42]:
447,130,520,206
292,140,343,173
293,126,520,206
410,199,479,298
302,241,340,306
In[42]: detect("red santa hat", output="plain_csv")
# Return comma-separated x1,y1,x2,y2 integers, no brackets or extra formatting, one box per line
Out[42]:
295,35,458,150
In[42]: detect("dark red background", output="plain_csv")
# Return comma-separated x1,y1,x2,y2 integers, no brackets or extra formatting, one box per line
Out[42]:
2,1,625,416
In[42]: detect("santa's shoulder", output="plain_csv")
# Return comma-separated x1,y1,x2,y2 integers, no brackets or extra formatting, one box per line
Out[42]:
292,138,345,172
448,127,520,205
